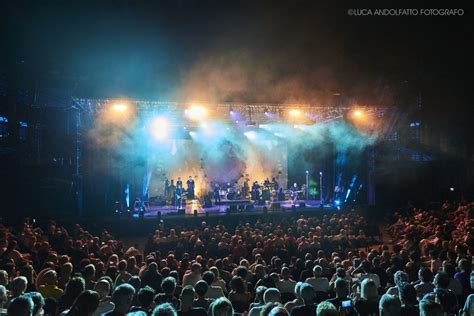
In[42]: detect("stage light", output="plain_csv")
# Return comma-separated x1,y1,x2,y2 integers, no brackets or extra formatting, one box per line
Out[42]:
112,103,128,112
235,120,239,124
353,110,363,118
289,109,302,117
294,125,299,129
450,187,455,191
185,105,207,120
150,116,170,140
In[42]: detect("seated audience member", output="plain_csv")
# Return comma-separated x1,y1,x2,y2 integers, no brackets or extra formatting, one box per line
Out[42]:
0,285,7,314
305,265,329,293
386,271,408,296
228,276,250,314
104,283,135,316
7,295,34,316
56,277,85,314
208,297,234,316
130,286,155,315
192,280,213,310
290,283,316,316
154,277,179,309
277,267,296,297
423,271,458,315
152,302,178,316
398,282,419,316
461,272,474,316
38,270,63,301
182,263,202,287
177,285,207,316
61,290,99,316
419,298,443,316
316,301,338,316
284,282,303,314
249,288,281,316
202,271,224,299
414,267,435,299
250,285,267,310
326,278,352,312
93,279,114,316
378,293,401,316
24,292,45,316
354,278,379,316
9,277,28,301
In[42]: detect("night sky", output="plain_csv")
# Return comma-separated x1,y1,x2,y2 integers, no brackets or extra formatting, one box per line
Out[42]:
1,1,472,130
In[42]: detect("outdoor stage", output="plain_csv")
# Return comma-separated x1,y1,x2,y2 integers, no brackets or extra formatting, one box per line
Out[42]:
132,198,333,219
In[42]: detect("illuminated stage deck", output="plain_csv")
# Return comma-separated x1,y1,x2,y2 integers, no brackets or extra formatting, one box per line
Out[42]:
131,199,333,219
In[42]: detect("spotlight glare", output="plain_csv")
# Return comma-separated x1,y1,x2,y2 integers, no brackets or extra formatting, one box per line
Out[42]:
185,105,207,120
112,103,128,112
289,109,302,117
151,117,169,140
353,110,363,118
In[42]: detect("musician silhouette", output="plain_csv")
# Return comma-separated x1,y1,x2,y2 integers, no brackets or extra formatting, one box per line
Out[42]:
175,186,183,209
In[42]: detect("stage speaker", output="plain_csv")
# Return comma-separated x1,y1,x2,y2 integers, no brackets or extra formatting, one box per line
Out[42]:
177,208,185,215
193,209,198,216
257,199,265,205
300,202,306,208
229,205,238,213
271,203,281,211
157,211,161,220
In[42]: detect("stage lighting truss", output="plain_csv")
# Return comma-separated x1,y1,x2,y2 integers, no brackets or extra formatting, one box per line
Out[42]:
71,98,394,131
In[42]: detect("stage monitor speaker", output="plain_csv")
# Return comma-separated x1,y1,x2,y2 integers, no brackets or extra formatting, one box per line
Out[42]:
257,199,265,205
229,205,238,213
177,208,186,215
300,202,306,208
271,203,281,211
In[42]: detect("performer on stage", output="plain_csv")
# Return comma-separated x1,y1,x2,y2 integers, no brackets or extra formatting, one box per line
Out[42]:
242,180,249,199
272,177,279,191
176,177,183,189
175,186,183,209
213,184,221,204
290,182,300,203
186,176,195,199
164,177,170,198
263,178,270,187
251,181,261,201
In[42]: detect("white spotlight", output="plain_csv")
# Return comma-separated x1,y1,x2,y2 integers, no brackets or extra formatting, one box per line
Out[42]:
151,117,169,140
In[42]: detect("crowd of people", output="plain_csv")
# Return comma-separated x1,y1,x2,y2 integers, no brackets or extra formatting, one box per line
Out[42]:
0,201,473,316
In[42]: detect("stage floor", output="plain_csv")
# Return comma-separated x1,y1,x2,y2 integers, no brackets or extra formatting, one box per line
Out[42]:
134,199,327,218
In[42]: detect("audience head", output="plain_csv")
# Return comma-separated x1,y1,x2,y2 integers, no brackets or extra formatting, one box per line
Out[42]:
419,298,443,316
379,293,401,316
209,297,233,316
360,278,378,301
7,295,33,316
299,283,315,304
316,301,338,316
111,283,135,314
68,290,100,316
263,288,281,304
152,302,177,316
